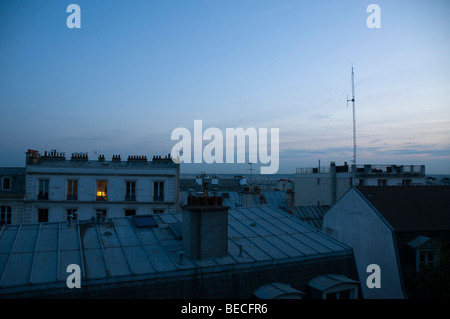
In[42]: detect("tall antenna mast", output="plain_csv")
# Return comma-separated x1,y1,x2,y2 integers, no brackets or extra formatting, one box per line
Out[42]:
347,67,356,167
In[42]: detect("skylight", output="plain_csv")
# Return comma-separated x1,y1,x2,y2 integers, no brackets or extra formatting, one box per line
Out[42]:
133,215,158,228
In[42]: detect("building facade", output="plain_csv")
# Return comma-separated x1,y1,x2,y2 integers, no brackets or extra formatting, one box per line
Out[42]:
322,187,406,299
21,149,180,224
322,186,450,299
294,162,426,206
0,168,26,225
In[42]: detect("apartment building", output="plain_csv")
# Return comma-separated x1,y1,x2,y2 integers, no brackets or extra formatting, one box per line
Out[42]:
294,161,425,206
21,149,180,224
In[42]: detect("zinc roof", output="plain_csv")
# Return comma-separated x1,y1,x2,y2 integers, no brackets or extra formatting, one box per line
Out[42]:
180,190,289,210
356,186,450,232
0,205,352,296
292,206,330,230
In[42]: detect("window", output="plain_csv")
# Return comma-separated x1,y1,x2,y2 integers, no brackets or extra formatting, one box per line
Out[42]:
67,180,78,200
377,179,387,187
95,209,107,222
153,181,164,201
38,179,49,200
419,251,437,270
67,209,78,221
38,208,48,223
325,289,353,299
2,177,11,191
326,292,337,299
359,179,365,186
96,181,107,201
125,181,136,201
1,206,12,225
408,236,441,272
153,209,164,214
339,289,351,299
125,209,136,217
317,178,320,185
402,179,412,186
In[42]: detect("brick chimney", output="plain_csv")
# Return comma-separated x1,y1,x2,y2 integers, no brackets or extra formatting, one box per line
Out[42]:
25,149,40,165
183,182,229,259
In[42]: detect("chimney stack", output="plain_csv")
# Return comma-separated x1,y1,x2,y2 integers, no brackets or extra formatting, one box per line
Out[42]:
183,183,229,259
240,187,254,208
286,188,295,210
25,149,41,165
71,152,88,161
127,155,147,162
152,154,172,161
40,149,66,161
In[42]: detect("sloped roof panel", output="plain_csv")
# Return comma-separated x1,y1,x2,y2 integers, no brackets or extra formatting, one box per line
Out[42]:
0,205,353,295
32,251,58,283
356,186,450,232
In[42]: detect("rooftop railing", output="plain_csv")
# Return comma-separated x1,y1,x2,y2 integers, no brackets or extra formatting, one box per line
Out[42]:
296,167,331,174
296,164,425,176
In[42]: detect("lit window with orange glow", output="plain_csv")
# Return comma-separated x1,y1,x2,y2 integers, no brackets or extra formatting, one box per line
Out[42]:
96,181,107,201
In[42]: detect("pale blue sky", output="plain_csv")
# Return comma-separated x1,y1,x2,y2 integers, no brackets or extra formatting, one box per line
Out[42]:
1,0,449,174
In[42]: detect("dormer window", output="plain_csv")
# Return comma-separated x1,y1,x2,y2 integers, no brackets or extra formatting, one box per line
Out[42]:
308,274,359,299
2,177,11,191
419,251,437,270
407,236,441,272
1,206,11,224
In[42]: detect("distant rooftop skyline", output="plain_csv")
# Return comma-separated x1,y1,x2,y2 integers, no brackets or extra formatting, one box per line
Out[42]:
1,1,449,174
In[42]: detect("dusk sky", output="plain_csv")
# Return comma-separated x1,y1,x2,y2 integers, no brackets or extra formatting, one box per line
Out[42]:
1,0,449,174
